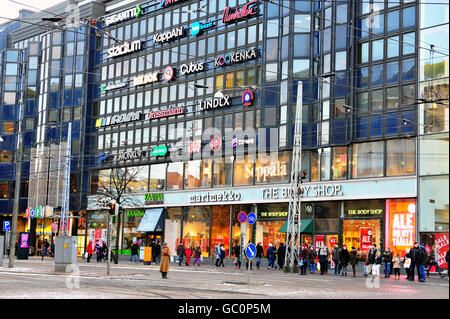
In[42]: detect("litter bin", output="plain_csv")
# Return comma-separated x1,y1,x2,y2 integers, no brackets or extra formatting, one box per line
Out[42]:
144,247,152,265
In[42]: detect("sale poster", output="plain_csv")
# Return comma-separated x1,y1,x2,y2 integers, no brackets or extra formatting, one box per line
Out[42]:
328,235,338,249
435,233,449,269
386,199,416,256
314,235,325,249
360,227,373,252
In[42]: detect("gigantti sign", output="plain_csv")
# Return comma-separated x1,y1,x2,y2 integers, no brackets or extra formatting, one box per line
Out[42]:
222,1,258,24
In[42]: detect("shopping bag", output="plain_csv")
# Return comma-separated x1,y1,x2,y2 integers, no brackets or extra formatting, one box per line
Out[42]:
317,262,321,271
200,256,203,262
170,256,174,263
404,258,411,269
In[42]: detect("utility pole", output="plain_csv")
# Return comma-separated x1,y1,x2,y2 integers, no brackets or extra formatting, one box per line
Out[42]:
284,81,303,273
8,51,25,268
107,203,118,275
60,122,72,236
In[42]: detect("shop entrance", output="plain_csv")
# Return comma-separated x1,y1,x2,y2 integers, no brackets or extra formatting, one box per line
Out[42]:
342,219,381,256
146,233,163,246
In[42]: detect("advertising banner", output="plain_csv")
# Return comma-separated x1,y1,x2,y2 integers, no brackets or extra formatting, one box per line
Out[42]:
314,235,325,249
386,199,416,256
435,233,449,269
360,227,373,252
20,233,29,249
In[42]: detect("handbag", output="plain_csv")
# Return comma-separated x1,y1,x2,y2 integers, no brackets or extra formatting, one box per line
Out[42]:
404,258,411,269
200,256,203,262
317,262,321,271
299,259,304,267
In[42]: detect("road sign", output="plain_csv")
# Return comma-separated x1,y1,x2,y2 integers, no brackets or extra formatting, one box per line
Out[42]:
245,243,256,260
3,221,11,232
238,211,247,223
30,208,35,218
247,213,256,225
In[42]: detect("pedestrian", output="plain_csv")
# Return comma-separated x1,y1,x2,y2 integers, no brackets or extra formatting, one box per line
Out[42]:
219,244,226,267
318,244,329,275
383,247,393,278
43,239,49,257
176,242,185,266
255,242,264,270
150,240,156,262
299,245,308,275
102,241,109,262
446,250,449,281
130,241,139,263
332,244,342,276
308,245,317,273
404,248,412,278
277,243,286,270
417,244,428,282
214,243,221,267
50,240,55,258
408,242,420,281
349,247,358,277
86,240,93,263
234,243,241,269
339,245,350,276
185,244,192,266
154,241,161,265
427,243,444,278
193,245,202,266
95,240,103,262
374,249,382,279
159,242,170,279
392,251,402,280
267,244,276,269
367,244,377,278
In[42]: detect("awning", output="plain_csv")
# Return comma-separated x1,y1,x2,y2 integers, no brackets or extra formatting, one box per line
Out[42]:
278,219,313,233
137,208,164,232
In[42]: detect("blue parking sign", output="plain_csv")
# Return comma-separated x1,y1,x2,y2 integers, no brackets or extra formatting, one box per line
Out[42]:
3,221,11,232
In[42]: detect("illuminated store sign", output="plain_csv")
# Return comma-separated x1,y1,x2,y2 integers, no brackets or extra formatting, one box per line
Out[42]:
96,111,143,128
107,40,141,58
346,209,383,216
144,193,164,205
215,48,258,67
145,107,185,120
180,61,204,75
246,161,288,182
133,72,159,86
198,96,231,111
189,190,242,203
222,1,258,24
191,21,215,36
242,89,254,106
159,0,187,7
97,153,110,165
101,82,128,93
163,66,174,81
232,137,255,147
153,27,184,44
150,145,168,157
262,184,344,199
209,136,222,152
116,149,150,161
258,210,288,219
105,6,141,26
386,199,416,255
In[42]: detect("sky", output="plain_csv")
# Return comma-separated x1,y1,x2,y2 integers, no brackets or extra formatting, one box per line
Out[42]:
0,0,66,25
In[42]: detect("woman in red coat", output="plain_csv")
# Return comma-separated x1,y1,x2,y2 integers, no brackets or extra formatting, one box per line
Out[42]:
86,241,93,263
185,245,192,266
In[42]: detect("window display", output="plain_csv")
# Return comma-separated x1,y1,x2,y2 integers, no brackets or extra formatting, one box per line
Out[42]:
165,208,182,254
343,219,381,254
182,206,210,256
211,206,231,257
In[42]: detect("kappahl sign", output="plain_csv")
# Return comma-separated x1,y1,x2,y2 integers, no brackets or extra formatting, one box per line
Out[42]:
153,27,184,44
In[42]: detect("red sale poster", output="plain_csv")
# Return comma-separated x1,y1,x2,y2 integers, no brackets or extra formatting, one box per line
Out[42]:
360,227,373,252
435,233,449,269
314,235,325,249
385,199,416,256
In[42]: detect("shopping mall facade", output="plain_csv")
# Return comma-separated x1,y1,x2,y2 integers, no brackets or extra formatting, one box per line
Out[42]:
0,0,448,258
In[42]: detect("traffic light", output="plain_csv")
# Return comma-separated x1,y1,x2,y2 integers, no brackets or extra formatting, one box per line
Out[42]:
108,203,116,214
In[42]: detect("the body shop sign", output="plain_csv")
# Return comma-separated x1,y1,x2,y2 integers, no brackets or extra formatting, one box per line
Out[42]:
360,227,373,252
386,199,416,255
435,233,449,268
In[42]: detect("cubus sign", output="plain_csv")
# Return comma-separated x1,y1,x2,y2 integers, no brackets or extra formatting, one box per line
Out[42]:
386,199,417,256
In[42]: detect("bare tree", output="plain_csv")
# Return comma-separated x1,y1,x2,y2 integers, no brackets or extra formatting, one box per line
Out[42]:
96,166,143,264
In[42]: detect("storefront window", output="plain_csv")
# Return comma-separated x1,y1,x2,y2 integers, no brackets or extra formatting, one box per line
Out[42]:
184,160,212,189
314,201,339,233
123,209,146,251
352,141,384,178
343,219,381,254
233,154,254,186
150,163,166,190
211,206,231,257
128,166,149,192
165,208,182,254
311,150,319,181
332,146,347,179
254,151,290,184
183,207,210,257
256,204,288,253
213,159,232,186
386,138,416,176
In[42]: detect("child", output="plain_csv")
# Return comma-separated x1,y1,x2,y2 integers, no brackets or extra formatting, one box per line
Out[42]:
392,251,402,280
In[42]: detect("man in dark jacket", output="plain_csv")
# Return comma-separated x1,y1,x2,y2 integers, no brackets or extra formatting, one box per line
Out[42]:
234,244,241,269
299,245,308,275
332,245,342,276
339,245,350,276
417,244,428,282
255,242,264,269
176,243,185,266
383,247,393,278
318,244,329,275
408,242,420,281
277,243,286,271
308,246,317,273
130,242,139,263
367,244,377,277
153,241,161,265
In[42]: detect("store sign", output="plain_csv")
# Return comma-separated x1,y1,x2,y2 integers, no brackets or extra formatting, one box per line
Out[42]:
150,145,168,157
360,227,373,252
101,82,128,93
145,107,184,120
96,111,143,128
116,149,150,161
198,96,231,111
258,210,288,219
105,6,141,27
153,27,184,44
232,137,255,148
262,184,343,199
246,161,288,183
107,40,142,58
215,48,258,68
191,21,215,36
163,66,174,81
144,193,164,205
209,136,222,152
222,1,258,24
127,210,145,218
189,190,242,203
97,153,110,165
179,61,204,75
386,199,416,255
133,72,159,86
159,0,187,7
346,208,383,217
242,89,254,106
435,233,449,268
